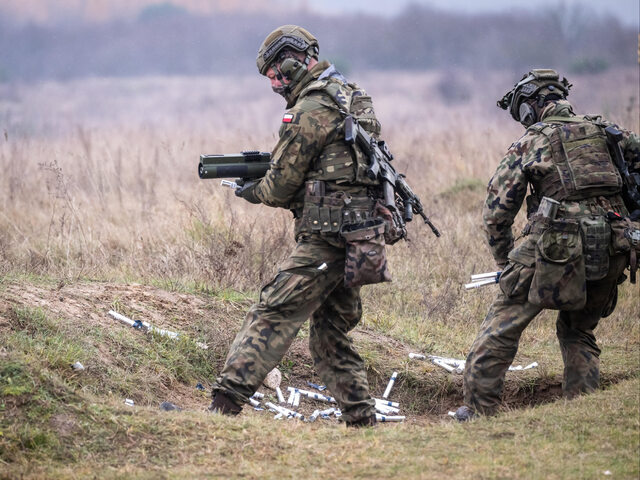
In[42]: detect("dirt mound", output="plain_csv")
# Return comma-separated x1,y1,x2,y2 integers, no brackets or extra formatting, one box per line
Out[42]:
0,278,632,421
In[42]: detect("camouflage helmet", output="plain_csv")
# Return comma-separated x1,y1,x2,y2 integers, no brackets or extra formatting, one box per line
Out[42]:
497,69,572,124
256,25,319,75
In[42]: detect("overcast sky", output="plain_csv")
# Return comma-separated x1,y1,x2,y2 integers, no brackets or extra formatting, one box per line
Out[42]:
305,0,639,27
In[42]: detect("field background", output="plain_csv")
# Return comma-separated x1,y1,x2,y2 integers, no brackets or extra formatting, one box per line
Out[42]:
0,1,639,478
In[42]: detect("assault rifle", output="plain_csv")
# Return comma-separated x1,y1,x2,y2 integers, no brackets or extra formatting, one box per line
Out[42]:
605,126,640,219
344,115,440,237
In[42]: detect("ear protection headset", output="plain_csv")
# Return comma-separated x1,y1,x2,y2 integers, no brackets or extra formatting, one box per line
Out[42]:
279,57,308,84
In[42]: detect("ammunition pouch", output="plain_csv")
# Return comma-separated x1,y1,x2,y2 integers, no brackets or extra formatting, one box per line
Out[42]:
579,215,611,281
300,188,375,234
341,218,391,288
528,219,587,310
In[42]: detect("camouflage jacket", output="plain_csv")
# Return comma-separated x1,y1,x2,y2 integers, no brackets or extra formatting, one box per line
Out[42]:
484,100,640,266
253,61,380,214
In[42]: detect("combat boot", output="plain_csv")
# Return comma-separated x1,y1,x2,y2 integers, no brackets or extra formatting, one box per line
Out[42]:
209,392,242,415
345,414,377,428
453,405,475,422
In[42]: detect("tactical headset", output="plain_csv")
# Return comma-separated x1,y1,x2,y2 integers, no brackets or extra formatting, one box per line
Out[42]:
497,69,572,127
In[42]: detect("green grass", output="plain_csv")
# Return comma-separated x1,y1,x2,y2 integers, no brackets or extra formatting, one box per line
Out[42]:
1,280,638,479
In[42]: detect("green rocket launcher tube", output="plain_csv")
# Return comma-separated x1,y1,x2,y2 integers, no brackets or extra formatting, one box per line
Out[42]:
198,151,271,179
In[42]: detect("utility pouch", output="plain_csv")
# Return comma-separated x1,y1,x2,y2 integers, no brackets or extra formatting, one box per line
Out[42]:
528,220,586,310
608,214,640,283
579,216,610,281
609,216,640,253
499,262,535,302
373,200,404,245
341,218,392,288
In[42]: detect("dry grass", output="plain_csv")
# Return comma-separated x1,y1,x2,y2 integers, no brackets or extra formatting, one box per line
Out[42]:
0,67,638,478
1,68,637,290
1,66,637,365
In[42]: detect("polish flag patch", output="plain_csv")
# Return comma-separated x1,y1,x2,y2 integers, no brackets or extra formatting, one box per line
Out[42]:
282,113,294,123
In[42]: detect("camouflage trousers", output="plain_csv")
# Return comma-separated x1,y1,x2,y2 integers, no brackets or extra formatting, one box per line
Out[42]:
463,254,627,416
212,233,376,422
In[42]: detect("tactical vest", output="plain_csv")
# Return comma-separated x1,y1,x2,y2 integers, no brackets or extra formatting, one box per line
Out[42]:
528,116,623,201
293,78,381,236
525,116,625,283
300,79,380,188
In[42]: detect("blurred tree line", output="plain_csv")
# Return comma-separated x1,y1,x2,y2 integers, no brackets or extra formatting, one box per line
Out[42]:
0,2,635,81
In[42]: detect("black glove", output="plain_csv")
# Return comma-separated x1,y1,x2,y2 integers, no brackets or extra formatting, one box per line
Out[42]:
234,179,261,204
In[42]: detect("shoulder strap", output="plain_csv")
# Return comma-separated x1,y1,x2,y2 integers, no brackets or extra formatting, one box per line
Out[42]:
527,123,555,137
541,115,586,124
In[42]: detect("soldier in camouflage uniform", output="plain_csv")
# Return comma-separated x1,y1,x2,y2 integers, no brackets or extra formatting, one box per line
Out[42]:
210,25,390,426
456,69,640,421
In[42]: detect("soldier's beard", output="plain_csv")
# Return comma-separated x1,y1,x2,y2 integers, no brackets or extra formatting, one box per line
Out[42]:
272,85,288,98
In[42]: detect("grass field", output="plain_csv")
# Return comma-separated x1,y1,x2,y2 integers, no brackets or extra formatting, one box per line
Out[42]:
0,67,638,479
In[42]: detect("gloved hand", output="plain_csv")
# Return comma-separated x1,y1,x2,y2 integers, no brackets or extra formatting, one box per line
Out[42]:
234,179,261,204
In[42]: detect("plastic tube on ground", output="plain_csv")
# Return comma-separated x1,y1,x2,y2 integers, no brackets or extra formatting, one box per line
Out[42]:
300,390,336,403
523,362,539,370
382,371,398,399
428,355,465,367
293,391,301,408
319,407,336,418
249,398,260,408
375,404,399,415
265,402,304,420
288,387,336,404
251,392,265,399
334,409,342,418
307,382,327,391
307,409,321,422
431,358,456,372
286,389,295,405
374,398,400,408
109,310,136,328
409,353,426,360
376,414,405,422
108,310,180,341
276,386,285,403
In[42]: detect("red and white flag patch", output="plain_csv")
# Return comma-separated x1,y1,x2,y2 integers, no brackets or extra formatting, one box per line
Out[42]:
282,113,294,123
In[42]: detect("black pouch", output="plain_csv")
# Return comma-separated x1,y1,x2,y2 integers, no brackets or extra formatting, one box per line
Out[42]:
341,218,392,288
579,215,610,281
528,220,586,310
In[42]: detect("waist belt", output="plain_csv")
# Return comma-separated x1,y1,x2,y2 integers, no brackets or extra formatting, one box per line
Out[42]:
302,190,375,234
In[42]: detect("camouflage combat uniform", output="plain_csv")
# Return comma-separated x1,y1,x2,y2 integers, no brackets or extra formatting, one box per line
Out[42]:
464,100,640,415
212,61,383,422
